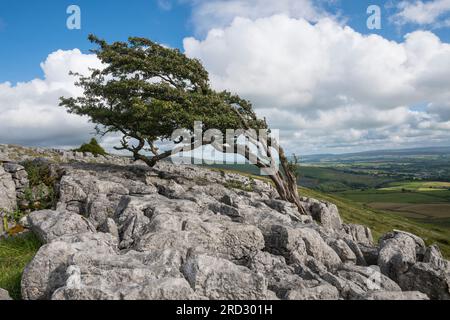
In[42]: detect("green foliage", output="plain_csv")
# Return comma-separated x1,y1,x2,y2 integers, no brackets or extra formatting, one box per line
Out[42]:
0,233,41,300
1,208,26,238
60,35,267,166
224,179,254,192
74,138,107,156
22,185,56,211
287,154,300,179
22,160,55,187
21,160,57,211
2,209,24,225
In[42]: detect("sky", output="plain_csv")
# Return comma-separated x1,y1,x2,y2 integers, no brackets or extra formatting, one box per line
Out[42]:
0,0,449,155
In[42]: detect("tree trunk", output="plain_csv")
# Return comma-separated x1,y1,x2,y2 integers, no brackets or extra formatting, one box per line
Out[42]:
268,146,308,216
268,170,308,216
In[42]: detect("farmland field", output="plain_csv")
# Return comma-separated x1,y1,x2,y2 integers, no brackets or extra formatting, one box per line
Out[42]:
336,188,450,204
369,203,450,219
379,181,450,191
336,181,450,220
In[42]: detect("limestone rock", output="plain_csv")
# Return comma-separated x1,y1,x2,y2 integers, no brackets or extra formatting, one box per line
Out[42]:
358,291,429,300
423,244,449,271
327,239,357,264
284,283,340,300
20,210,95,243
182,254,267,300
397,262,450,300
378,231,417,282
21,232,117,300
0,165,16,212
302,198,342,231
343,224,373,246
13,154,449,301
0,288,12,300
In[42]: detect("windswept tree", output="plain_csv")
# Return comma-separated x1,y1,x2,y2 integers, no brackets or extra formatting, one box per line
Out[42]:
60,35,307,215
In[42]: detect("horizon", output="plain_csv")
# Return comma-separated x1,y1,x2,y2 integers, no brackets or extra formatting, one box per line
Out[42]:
4,142,450,160
0,0,449,155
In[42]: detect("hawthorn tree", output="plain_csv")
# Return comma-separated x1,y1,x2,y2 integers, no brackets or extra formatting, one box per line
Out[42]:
60,35,307,215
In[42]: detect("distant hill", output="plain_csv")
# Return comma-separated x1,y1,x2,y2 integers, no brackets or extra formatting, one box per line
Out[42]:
300,146,450,163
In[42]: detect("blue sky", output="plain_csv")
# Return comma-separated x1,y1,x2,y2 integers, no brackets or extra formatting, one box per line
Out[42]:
1,0,449,84
0,0,449,154
0,0,191,83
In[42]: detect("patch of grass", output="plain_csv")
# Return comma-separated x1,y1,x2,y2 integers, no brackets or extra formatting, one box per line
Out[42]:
336,189,450,204
0,233,41,300
1,208,26,237
224,179,254,192
21,160,58,211
380,181,450,191
73,138,107,157
22,160,56,187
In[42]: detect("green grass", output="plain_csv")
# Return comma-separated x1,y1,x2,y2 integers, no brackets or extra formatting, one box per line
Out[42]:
0,233,41,300
336,189,450,204
298,165,394,190
299,187,450,258
380,181,450,192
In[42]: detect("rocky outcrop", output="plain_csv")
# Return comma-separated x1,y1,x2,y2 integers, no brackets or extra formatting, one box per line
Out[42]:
378,231,418,282
0,165,16,212
0,165,17,235
20,210,96,243
0,144,132,166
2,163,29,206
302,198,342,231
0,288,12,300
0,146,445,300
21,232,118,300
357,291,429,300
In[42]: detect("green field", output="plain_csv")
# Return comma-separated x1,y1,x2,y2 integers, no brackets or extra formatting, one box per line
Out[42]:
299,187,450,258
0,233,41,300
380,181,450,192
299,165,394,191
337,188,450,204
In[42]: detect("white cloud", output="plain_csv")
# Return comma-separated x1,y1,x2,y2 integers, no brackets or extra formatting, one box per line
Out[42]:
184,15,450,154
182,0,332,35
2,12,450,156
392,0,450,27
0,49,103,148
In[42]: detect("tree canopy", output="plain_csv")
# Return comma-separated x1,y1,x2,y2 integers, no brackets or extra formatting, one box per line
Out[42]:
60,35,306,215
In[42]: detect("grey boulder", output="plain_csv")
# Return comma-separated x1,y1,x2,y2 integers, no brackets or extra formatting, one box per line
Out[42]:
378,231,417,282
21,232,117,300
20,210,96,243
358,291,429,300
182,254,267,300
0,165,16,212
0,288,12,300
397,262,450,300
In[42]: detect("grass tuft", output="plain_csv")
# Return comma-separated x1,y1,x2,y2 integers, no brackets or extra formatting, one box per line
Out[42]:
0,233,41,300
